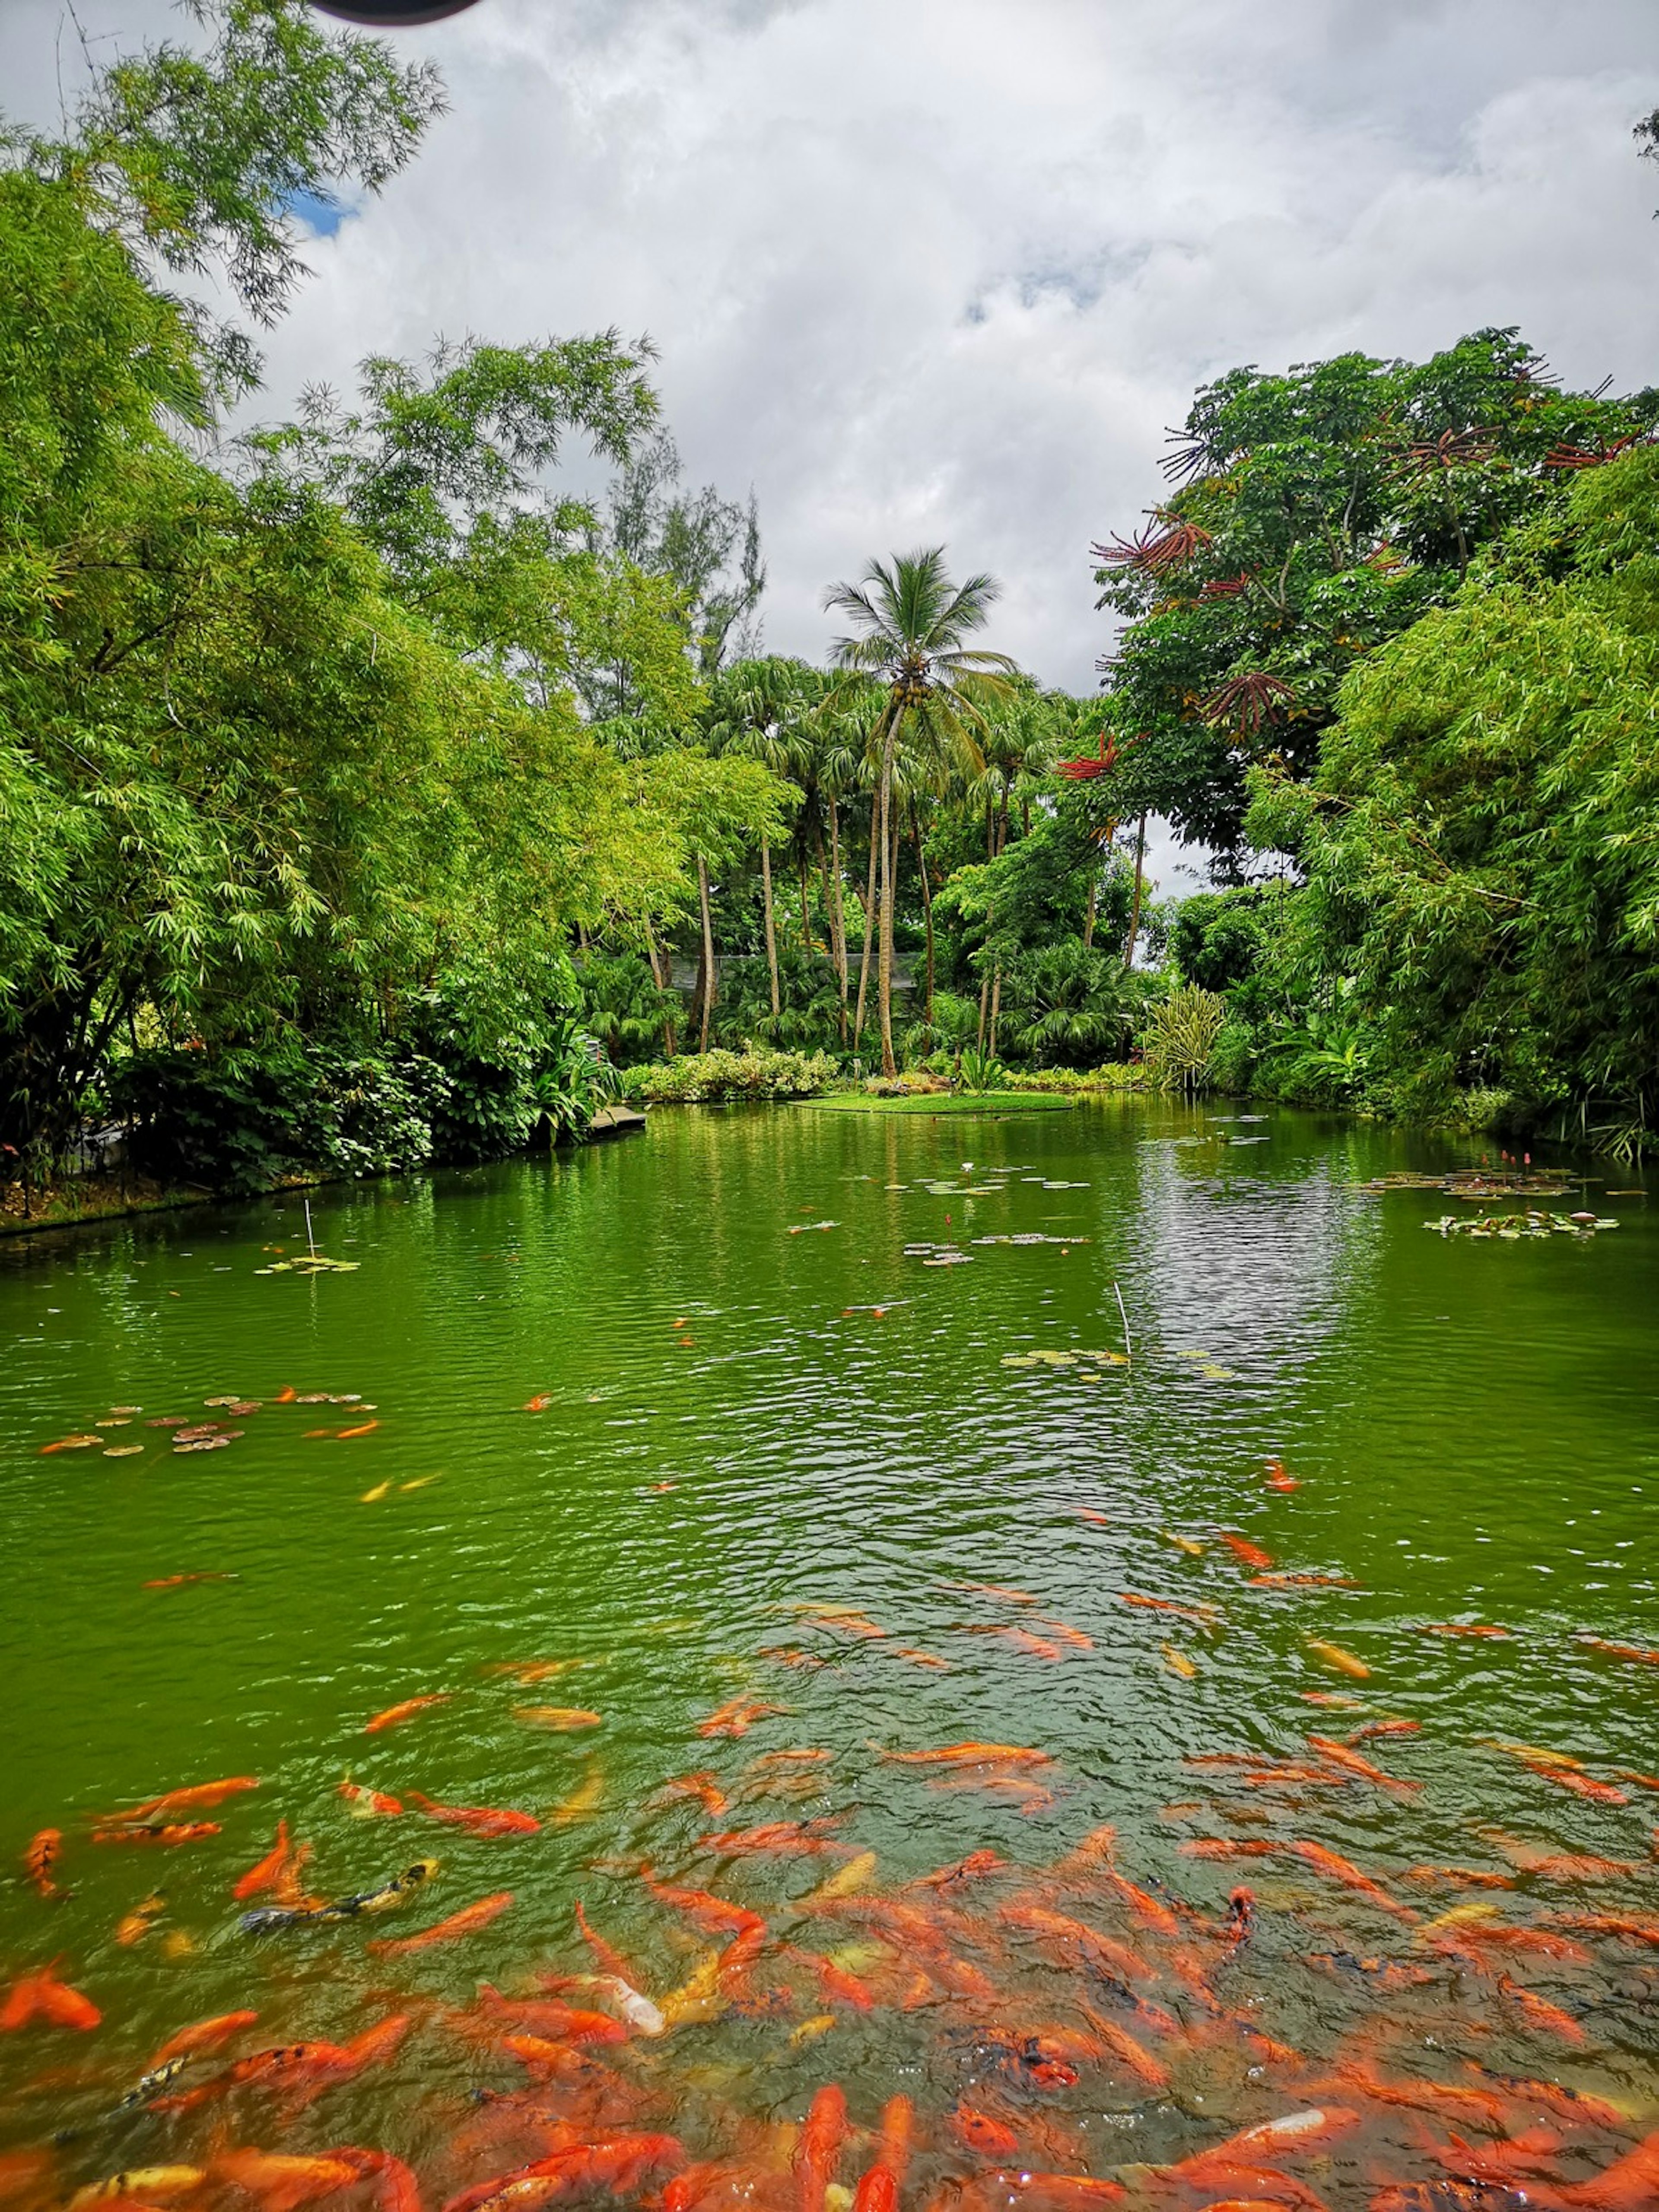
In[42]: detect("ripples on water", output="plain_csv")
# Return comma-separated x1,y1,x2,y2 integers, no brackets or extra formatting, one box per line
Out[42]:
0,1100,1656,2209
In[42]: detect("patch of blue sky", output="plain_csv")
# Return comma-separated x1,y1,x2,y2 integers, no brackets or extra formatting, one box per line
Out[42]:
282,187,357,239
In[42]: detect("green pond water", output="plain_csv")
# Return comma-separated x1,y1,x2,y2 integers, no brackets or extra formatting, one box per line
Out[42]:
2,1099,1657,2211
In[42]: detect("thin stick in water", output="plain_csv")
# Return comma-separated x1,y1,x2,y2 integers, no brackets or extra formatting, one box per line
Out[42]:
304,1199,317,1259
1113,1279,1132,1366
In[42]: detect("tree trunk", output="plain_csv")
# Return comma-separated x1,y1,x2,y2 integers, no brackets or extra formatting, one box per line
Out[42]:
989,963,1003,1059
1123,812,1147,969
798,845,813,953
877,730,898,1078
976,964,990,1053
645,924,677,1056
853,799,879,1052
697,853,716,1052
914,814,935,1024
1082,875,1097,950
760,836,781,1018
827,797,849,1043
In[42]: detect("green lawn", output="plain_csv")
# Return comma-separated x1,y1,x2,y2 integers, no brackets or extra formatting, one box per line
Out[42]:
800,1090,1077,1116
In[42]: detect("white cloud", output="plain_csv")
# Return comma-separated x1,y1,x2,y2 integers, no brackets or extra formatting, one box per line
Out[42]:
6,0,1657,894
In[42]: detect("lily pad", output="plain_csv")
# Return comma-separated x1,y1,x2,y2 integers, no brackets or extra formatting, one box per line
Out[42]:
1001,1348,1129,1370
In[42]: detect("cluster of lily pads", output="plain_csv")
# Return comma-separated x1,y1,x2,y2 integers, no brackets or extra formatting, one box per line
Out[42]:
1425,1208,1619,1240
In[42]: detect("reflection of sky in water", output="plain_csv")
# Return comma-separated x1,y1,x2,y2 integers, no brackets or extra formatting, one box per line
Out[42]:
1125,1124,1376,1400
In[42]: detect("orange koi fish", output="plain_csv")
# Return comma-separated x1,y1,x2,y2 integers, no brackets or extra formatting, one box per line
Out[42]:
891,1648,952,1670
23,1829,63,1899
928,1772,1057,1814
652,1771,729,1816
1459,2061,1629,2134
785,1947,876,2012
1305,1638,1370,1679
951,2106,1022,2160
1320,2059,1511,2134
967,1625,1066,1662
1542,1909,1659,1943
641,1873,766,1939
143,1573,237,1591
1120,1592,1223,1628
472,1989,629,2045
1417,1622,1511,1639
1073,1508,1111,1526
103,1777,257,1824
364,1694,451,1734
232,1823,291,1901
944,1581,1038,1605
696,1818,847,1857
1170,2106,1360,2184
697,1698,788,1738
0,2152,53,2205
336,1421,379,1440
149,2010,260,2067
484,1659,584,1684
794,2085,847,2212
1494,1975,1586,2043
1031,1615,1093,1652
513,1707,602,1731
1306,1735,1421,1795
1429,1918,1591,1965
912,1850,1008,1890
1300,1691,1363,1708
881,1743,1052,1768
156,2020,411,2112
114,1892,167,1946
1001,1904,1154,1990
522,1394,554,1412
1349,1718,1421,1741
367,1891,514,1955
64,2166,206,2209
1075,2004,1171,2090
1179,1838,1280,1861
1220,1533,1274,1571
213,2148,359,2212
1289,1840,1417,1922
1250,1573,1364,1590
0,1961,101,2031
1529,1764,1629,1807
89,1823,220,1847
1486,1831,1646,1885
971,2174,1125,2211
1265,1459,1299,1490
407,1792,540,1839
852,2095,913,2212
572,1899,639,1986
1402,1867,1516,1890
443,2136,684,2212
338,1780,404,1818
1577,1634,1659,1666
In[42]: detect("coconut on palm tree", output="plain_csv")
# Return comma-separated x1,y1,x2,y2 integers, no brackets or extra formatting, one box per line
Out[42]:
823,549,1015,1075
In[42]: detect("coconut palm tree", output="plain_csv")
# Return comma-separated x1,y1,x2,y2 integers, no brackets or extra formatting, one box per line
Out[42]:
823,550,1016,1075
706,658,814,1020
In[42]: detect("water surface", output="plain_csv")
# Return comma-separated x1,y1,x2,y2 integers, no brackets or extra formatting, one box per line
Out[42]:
2,1100,1656,2208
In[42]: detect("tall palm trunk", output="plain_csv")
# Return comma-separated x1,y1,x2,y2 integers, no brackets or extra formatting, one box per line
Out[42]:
826,798,849,1042
1082,877,1097,951
853,798,879,1051
760,836,781,1018
877,729,899,1078
696,854,716,1052
798,846,813,953
645,923,677,1056
1123,812,1147,969
913,814,935,1023
988,963,1003,1058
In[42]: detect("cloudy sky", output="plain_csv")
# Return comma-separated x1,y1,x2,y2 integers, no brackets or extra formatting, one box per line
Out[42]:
6,0,1658,885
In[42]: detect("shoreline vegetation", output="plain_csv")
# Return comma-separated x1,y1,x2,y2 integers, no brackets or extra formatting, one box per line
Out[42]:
6,5,1659,1218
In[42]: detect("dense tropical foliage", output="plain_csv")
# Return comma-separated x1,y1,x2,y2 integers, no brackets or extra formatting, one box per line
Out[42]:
3,2,1656,1202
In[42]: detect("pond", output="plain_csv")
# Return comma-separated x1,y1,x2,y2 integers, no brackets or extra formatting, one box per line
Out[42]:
1,1100,1656,2212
